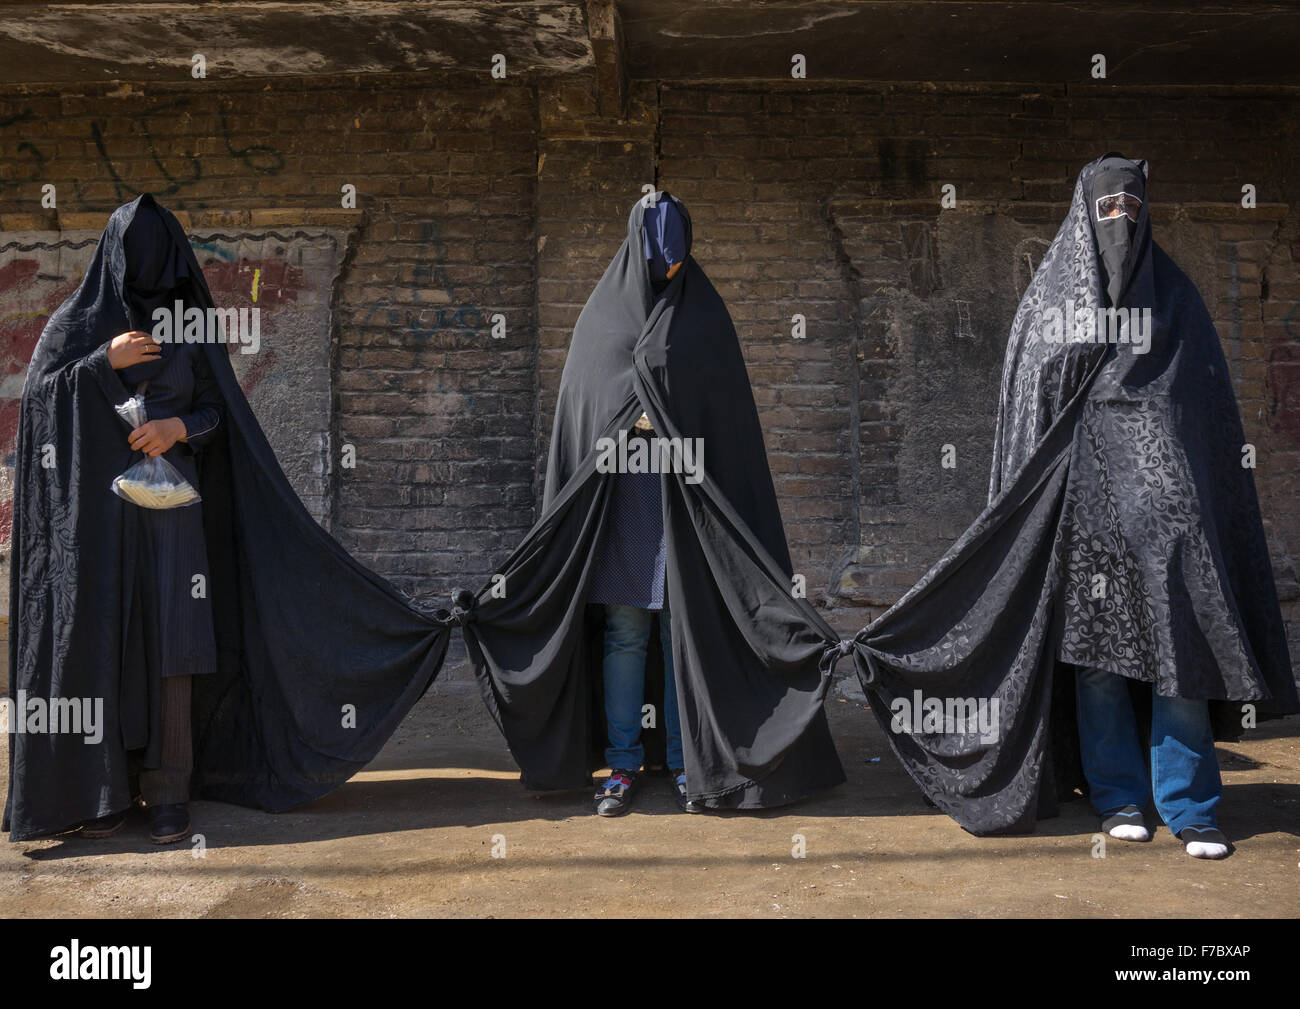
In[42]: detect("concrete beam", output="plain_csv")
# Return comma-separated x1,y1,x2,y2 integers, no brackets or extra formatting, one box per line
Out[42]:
0,2,594,84
619,1,1300,86
586,0,627,117
1,2,1298,87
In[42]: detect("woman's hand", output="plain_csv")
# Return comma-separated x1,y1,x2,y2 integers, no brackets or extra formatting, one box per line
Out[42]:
128,417,187,457
106,331,161,370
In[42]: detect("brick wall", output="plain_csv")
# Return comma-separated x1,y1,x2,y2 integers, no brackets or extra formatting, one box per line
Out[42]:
2,75,1298,669
0,74,538,615
653,84,1300,661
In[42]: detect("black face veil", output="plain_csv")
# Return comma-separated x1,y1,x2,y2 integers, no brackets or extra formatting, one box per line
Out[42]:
1089,154,1149,307
120,201,190,383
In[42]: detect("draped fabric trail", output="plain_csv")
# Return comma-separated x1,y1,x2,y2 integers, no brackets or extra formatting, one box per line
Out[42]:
11,173,1294,839
8,190,846,840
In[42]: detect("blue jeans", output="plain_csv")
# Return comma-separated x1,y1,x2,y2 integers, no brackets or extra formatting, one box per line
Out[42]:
1074,665,1221,836
602,604,684,771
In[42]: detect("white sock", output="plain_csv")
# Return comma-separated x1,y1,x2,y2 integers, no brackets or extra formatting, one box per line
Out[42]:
1109,823,1150,842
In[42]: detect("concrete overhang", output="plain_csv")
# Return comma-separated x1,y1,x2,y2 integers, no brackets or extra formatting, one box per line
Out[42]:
0,1,1297,87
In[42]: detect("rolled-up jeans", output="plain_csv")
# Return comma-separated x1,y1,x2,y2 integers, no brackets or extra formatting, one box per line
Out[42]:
1074,665,1221,835
602,604,684,771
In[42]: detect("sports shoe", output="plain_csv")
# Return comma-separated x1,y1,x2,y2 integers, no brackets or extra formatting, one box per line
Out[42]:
594,770,638,817
1101,805,1150,842
669,768,704,813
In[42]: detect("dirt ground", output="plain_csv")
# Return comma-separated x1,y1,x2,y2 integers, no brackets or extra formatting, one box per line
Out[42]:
3,676,1299,918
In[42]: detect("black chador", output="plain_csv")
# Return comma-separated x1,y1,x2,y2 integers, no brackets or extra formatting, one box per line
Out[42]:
453,192,847,808
5,195,451,841
834,154,1299,835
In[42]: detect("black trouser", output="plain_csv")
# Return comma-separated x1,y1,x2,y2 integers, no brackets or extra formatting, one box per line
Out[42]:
138,674,192,806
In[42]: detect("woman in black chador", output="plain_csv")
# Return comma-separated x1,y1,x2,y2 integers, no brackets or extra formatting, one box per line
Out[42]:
91,202,225,842
455,191,846,811
6,194,452,845
835,154,1298,854
584,196,689,815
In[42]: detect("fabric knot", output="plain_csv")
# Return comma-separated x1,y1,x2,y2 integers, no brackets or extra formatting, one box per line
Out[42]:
819,636,868,688
436,587,479,627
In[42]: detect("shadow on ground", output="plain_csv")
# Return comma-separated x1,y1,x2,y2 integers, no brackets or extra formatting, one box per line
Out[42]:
3,678,1298,917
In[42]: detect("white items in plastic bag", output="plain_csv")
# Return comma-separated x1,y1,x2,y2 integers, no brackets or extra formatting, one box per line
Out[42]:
110,395,201,509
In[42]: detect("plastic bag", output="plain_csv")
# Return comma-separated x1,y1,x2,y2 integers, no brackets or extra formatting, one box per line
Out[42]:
110,395,201,509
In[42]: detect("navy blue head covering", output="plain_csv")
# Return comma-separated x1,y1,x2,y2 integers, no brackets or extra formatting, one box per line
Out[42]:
643,197,686,289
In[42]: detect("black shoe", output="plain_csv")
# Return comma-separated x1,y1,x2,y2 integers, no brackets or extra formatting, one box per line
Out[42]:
594,770,638,817
81,811,128,839
148,803,191,844
1101,805,1150,841
670,768,705,813
1179,825,1231,860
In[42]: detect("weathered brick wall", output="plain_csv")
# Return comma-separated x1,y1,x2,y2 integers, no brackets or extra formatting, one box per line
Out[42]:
533,79,657,496
653,84,1300,661
658,87,861,604
0,74,538,618
2,74,1298,672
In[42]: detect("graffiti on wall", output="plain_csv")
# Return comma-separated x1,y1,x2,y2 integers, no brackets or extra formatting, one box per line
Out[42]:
0,98,284,203
358,219,485,339
0,228,352,608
